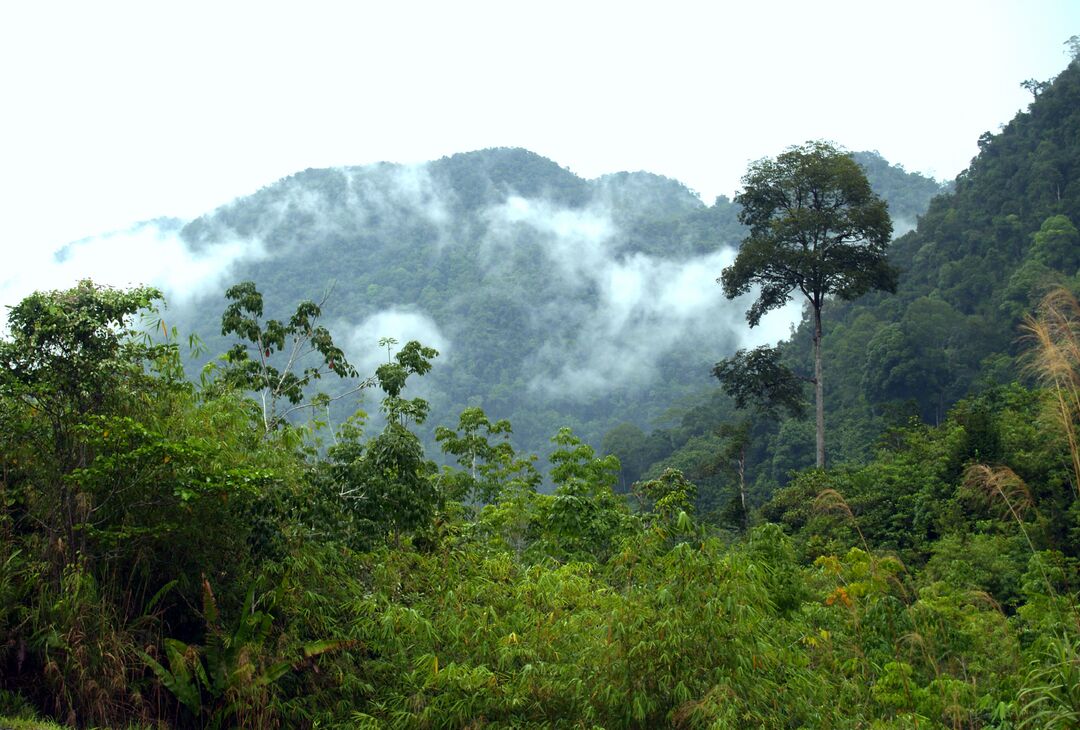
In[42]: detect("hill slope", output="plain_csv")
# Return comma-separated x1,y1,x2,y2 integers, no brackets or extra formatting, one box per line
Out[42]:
643,59,1080,514
168,147,944,462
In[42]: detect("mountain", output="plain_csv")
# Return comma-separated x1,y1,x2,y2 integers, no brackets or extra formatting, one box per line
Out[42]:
166,146,946,465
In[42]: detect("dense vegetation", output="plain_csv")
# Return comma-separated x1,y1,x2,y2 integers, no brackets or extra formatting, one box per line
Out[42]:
2,51,1079,730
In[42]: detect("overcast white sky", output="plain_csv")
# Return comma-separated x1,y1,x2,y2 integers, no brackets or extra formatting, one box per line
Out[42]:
1,0,1077,297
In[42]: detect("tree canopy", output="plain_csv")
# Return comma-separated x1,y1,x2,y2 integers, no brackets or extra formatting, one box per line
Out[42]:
721,140,896,325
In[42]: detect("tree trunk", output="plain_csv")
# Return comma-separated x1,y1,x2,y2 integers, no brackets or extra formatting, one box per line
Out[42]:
814,303,825,469
738,441,748,530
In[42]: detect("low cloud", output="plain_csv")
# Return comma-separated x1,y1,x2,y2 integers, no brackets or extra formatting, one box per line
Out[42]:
374,164,450,229
0,162,449,327
343,308,450,379
479,195,800,399
892,215,918,237
482,195,617,285
0,218,266,320
1,159,803,409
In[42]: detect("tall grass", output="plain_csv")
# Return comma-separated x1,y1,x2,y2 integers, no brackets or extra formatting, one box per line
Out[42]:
1002,287,1080,729
1021,287,1080,496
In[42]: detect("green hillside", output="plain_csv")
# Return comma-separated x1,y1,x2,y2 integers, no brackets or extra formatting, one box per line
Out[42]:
640,58,1080,520
171,147,944,467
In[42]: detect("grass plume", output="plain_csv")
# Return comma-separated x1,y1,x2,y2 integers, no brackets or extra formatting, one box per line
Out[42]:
1021,287,1080,496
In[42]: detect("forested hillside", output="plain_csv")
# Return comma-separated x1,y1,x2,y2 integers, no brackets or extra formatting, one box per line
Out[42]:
2,53,1080,730
635,58,1080,520
167,145,944,465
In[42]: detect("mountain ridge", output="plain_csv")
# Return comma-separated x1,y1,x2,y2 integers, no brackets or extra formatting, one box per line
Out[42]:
147,145,947,466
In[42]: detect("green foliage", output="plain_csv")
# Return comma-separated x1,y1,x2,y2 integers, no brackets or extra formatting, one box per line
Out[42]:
0,281,315,725
139,578,316,729
1030,214,1080,273
862,296,976,423
539,428,632,562
0,715,70,730
548,426,620,492
1018,634,1080,728
660,58,1080,504
219,281,361,432
599,422,657,491
634,468,697,525
435,406,539,503
0,280,164,414
315,340,442,544
3,284,1079,727
374,338,439,426
851,150,950,225
712,345,807,419
723,140,897,326
0,281,168,555
723,139,897,468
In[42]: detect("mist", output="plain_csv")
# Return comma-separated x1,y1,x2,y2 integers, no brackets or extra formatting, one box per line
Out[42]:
0,152,806,426
0,218,267,321
478,194,799,399
343,308,451,378
892,216,918,237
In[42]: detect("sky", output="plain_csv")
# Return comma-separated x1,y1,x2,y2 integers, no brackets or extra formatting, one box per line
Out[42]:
0,0,1078,305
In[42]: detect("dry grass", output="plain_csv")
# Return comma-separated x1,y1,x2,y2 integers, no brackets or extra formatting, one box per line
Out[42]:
1021,287,1080,496
813,488,871,554
963,464,1034,521
963,463,1057,603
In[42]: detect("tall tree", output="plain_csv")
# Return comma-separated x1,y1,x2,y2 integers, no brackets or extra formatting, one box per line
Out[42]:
720,141,896,467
